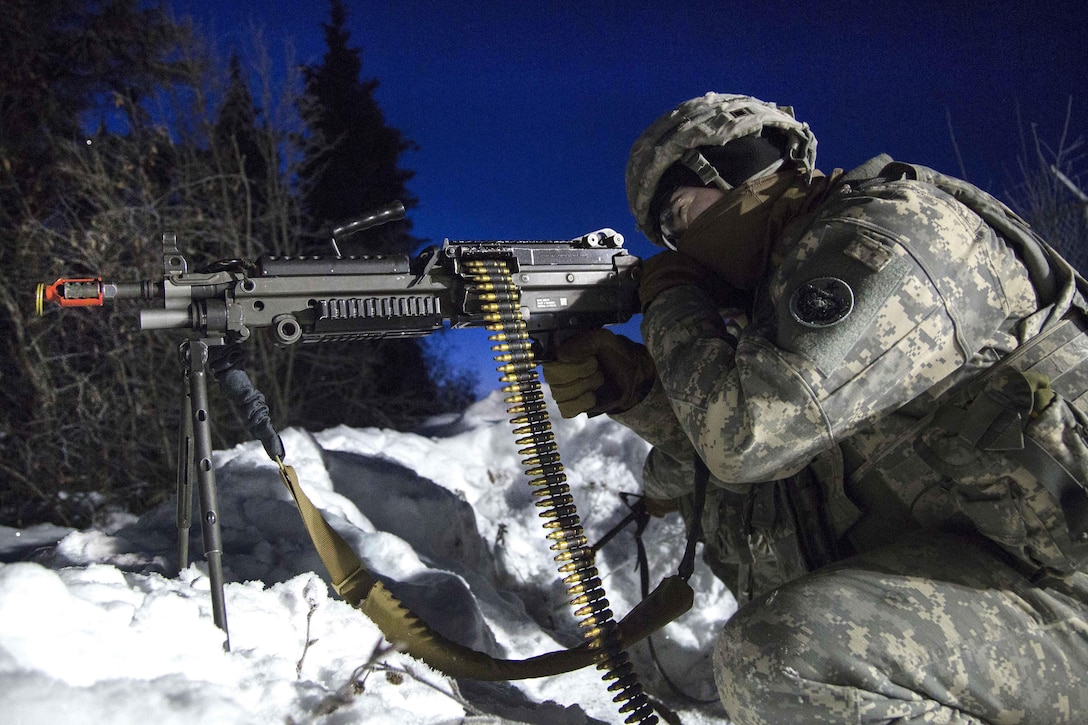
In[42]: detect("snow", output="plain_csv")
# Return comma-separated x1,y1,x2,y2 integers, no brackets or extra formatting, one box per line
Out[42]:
0,390,736,724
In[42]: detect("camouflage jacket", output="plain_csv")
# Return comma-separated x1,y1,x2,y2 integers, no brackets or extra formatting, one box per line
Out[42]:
615,156,1088,599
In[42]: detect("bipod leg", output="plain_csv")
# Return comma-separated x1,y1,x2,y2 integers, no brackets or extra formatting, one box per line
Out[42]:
181,339,230,651
175,368,194,575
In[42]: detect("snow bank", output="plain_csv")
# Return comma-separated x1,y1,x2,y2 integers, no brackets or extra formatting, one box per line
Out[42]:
0,391,736,724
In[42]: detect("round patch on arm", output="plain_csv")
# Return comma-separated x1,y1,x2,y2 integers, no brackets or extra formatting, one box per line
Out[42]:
789,277,855,328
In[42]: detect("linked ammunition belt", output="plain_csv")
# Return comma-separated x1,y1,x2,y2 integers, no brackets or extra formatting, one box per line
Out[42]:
472,257,657,723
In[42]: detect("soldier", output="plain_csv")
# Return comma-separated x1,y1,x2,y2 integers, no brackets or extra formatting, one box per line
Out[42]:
544,93,1088,723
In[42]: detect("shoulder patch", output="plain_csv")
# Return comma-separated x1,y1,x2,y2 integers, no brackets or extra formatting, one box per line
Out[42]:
789,277,854,328
769,219,913,375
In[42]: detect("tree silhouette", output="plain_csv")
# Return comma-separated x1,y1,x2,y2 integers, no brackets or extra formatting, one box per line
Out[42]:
286,0,468,435
0,3,473,528
297,0,420,256
213,53,270,214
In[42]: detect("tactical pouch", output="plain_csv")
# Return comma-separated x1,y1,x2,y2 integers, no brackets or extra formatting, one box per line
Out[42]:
691,473,839,601
920,316,1088,573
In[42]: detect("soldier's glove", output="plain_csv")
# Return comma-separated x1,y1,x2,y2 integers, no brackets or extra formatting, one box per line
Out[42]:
638,250,746,312
543,328,655,418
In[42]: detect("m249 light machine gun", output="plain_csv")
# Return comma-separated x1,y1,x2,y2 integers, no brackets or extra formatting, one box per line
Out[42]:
37,203,683,724
40,204,638,355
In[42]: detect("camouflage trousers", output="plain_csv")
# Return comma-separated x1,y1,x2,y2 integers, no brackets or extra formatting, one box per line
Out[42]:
713,531,1088,724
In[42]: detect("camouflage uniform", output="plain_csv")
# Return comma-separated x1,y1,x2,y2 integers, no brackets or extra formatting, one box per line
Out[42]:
614,158,1088,723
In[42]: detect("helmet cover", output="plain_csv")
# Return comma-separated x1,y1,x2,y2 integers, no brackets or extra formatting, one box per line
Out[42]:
626,93,818,245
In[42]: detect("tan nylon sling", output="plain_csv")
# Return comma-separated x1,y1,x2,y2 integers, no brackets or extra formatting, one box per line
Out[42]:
276,459,694,680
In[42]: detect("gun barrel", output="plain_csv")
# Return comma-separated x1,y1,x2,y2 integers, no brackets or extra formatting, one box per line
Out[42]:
140,308,192,330
112,282,161,300
36,278,164,315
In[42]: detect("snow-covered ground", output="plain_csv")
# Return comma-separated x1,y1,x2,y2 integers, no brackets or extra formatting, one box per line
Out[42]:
0,390,736,724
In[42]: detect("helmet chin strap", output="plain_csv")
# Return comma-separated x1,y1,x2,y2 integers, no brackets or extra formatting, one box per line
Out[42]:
679,148,786,193
679,149,734,192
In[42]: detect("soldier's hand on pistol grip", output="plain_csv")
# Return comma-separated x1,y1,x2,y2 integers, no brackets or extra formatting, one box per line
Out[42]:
543,329,656,418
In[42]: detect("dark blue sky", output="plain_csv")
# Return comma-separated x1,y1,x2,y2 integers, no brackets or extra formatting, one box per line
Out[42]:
171,0,1087,394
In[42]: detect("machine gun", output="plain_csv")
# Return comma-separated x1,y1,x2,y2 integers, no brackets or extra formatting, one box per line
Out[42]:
37,202,640,360
36,203,677,725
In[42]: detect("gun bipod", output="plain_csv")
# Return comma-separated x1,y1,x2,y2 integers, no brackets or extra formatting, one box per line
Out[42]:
470,258,658,725
175,339,231,650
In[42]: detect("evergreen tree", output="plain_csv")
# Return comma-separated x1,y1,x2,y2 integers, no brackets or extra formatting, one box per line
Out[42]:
213,54,269,214
287,0,470,432
297,0,420,255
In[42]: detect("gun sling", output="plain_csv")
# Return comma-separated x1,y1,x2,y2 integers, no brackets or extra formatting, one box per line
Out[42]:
276,460,694,680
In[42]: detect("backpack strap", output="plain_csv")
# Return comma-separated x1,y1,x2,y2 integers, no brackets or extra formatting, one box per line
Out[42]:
841,154,896,184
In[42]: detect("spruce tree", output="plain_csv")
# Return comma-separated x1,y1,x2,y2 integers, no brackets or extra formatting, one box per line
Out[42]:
297,0,420,256
285,0,473,432
0,2,473,527
213,53,270,216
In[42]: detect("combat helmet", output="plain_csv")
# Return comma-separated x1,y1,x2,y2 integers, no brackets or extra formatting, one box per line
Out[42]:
626,93,818,246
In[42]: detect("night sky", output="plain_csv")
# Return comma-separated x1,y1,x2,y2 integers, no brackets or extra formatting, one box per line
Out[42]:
170,0,1087,393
